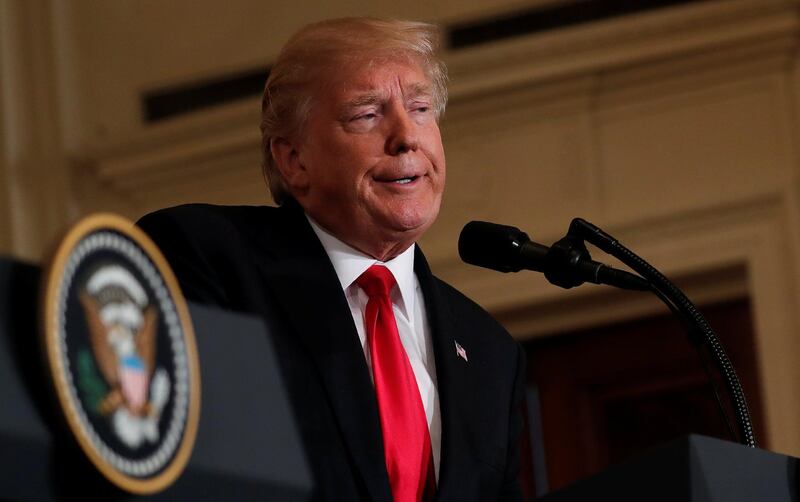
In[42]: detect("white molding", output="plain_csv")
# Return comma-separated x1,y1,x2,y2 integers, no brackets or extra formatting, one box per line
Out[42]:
446,0,799,100
77,0,800,195
0,0,73,260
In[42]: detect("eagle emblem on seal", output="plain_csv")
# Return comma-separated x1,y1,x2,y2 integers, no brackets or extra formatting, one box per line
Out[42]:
78,264,171,449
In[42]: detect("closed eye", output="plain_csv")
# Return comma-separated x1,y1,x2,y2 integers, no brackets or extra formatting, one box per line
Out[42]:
352,112,378,121
409,100,432,115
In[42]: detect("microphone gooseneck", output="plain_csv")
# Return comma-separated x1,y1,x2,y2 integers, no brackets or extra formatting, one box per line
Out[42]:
458,217,756,449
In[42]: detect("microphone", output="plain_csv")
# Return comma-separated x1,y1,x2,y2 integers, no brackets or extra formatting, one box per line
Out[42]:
458,221,650,291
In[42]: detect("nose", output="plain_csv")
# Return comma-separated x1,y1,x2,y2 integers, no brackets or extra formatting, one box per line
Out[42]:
385,106,419,155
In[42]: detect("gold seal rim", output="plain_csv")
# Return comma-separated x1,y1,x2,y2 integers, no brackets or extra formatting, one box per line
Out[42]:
40,213,201,495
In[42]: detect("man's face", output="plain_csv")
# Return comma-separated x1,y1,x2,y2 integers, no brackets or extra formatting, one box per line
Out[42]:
286,58,446,260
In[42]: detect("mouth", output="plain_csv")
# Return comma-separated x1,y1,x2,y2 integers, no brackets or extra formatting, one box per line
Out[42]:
376,175,420,185
392,176,418,185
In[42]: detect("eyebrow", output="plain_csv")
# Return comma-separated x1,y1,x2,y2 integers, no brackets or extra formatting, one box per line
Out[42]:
344,93,383,110
405,82,433,101
341,83,434,111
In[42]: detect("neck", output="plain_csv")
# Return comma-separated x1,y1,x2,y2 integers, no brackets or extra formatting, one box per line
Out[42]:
305,213,415,262
354,240,413,263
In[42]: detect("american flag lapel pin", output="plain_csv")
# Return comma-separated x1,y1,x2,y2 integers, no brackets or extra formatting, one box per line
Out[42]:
454,340,468,362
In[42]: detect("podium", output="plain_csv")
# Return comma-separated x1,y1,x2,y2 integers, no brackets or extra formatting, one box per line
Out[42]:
4,256,799,500
0,257,312,500
541,434,799,501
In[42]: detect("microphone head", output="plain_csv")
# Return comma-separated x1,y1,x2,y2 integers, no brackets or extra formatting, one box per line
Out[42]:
458,221,529,273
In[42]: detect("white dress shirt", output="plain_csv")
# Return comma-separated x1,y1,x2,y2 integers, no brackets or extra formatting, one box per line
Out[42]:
307,216,442,481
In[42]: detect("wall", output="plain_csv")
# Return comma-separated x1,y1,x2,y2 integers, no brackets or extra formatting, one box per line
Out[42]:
2,0,799,456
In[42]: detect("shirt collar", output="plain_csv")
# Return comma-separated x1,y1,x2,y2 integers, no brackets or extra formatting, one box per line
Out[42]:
306,215,416,321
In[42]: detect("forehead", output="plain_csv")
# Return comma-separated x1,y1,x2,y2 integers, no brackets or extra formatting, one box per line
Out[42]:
315,57,432,104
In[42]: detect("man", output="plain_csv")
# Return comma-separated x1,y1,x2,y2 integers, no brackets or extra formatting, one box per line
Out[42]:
138,18,525,501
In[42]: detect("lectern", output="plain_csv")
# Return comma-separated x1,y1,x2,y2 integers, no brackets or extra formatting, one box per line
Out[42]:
0,257,312,500
541,434,799,502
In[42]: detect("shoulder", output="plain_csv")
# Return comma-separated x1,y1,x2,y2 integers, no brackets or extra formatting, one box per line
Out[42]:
137,203,295,255
138,203,278,237
136,204,289,306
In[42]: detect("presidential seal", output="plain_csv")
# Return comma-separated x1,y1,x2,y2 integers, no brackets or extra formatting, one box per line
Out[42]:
41,213,200,494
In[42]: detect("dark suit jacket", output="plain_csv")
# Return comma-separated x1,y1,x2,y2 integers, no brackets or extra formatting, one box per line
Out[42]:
138,202,526,501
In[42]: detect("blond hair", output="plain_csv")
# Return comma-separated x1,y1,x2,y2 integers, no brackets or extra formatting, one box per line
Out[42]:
259,17,448,205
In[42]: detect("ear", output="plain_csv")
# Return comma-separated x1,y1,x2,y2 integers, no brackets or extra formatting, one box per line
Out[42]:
270,137,310,195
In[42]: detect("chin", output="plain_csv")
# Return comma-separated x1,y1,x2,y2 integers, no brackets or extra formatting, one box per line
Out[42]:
385,204,440,236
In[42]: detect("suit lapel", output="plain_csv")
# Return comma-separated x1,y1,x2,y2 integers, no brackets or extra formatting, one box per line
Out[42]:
414,248,480,501
254,204,392,502
250,206,481,501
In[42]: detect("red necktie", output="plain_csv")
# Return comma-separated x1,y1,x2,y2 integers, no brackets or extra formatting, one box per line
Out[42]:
356,265,434,502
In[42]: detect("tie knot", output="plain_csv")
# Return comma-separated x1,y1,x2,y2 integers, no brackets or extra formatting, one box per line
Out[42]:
356,265,396,299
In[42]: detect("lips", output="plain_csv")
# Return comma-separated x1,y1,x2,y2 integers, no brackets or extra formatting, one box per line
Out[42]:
374,173,421,185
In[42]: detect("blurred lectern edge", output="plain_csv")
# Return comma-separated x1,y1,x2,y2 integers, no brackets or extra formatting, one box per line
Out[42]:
0,256,312,501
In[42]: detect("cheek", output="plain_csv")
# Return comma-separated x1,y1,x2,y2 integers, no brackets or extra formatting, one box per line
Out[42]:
425,128,446,167
436,149,446,174
326,135,380,169
430,148,446,183
305,142,361,187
